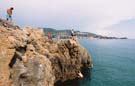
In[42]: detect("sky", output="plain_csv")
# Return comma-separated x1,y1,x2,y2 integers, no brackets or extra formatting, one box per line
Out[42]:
0,0,135,38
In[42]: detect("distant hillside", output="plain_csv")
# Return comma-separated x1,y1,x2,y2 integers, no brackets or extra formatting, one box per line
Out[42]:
41,27,127,39
42,28,71,34
42,28,97,37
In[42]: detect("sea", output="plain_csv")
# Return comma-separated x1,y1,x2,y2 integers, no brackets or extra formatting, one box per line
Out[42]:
78,39,135,86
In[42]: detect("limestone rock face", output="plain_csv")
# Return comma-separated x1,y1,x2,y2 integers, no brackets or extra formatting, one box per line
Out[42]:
0,19,92,86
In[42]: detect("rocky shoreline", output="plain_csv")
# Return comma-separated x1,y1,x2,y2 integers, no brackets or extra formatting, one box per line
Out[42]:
0,19,93,86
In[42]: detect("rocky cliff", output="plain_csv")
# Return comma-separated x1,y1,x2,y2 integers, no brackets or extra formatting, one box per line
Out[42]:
0,19,93,86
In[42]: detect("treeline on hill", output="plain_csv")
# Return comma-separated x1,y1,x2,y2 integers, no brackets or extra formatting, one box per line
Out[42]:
42,28,97,38
41,28,127,39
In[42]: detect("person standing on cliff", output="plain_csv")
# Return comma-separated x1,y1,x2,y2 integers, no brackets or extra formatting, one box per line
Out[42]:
71,29,74,37
71,29,77,41
48,32,52,41
6,7,14,22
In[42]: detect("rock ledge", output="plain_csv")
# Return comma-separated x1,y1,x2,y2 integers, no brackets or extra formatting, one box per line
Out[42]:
0,19,92,86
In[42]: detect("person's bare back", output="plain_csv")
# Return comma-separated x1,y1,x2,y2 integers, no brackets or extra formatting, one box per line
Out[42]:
6,7,14,21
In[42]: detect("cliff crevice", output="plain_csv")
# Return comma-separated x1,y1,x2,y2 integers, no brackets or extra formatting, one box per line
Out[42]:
0,19,92,86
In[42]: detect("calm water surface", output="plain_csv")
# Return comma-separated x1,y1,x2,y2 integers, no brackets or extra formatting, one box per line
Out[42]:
78,39,135,86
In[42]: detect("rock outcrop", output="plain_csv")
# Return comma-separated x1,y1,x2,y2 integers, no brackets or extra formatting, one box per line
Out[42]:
0,19,92,86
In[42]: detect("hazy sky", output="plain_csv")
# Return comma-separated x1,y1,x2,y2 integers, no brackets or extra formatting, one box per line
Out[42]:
0,0,135,38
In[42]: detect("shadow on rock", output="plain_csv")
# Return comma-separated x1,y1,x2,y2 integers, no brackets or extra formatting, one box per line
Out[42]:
54,68,92,86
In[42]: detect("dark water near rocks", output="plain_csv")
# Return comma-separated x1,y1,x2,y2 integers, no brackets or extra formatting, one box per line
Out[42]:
78,39,135,86
57,39,135,86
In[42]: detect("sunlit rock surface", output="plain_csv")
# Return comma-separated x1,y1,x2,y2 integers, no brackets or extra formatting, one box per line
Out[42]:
0,19,92,86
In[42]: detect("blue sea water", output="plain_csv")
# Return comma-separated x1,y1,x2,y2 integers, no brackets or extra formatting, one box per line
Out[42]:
79,39,135,86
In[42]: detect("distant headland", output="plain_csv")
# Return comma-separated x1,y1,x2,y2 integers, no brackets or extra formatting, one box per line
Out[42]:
41,28,128,40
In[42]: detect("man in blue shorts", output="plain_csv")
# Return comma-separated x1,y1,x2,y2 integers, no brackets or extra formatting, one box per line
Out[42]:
6,7,14,21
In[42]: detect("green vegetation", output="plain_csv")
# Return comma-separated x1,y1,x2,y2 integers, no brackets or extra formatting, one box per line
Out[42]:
42,28,97,37
41,28,127,39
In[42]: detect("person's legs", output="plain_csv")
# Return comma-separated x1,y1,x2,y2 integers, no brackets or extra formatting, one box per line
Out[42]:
9,15,12,21
6,14,12,21
6,14,9,21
